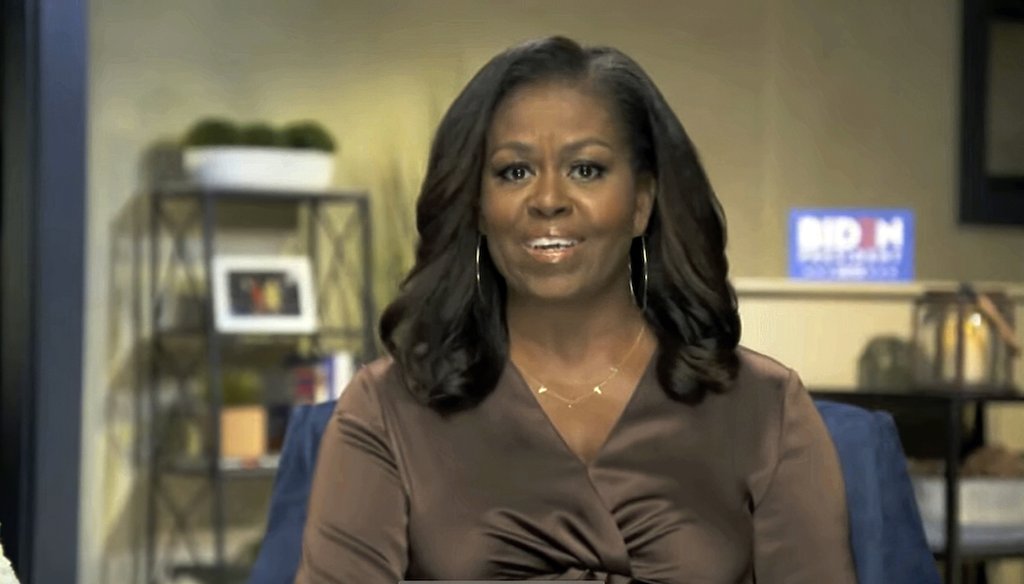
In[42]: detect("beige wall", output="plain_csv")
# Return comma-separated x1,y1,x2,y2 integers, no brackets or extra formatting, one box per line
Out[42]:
84,0,1024,582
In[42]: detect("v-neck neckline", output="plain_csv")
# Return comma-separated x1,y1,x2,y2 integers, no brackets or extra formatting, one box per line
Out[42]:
508,350,657,470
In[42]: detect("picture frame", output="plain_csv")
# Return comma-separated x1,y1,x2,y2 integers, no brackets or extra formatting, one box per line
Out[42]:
211,255,317,334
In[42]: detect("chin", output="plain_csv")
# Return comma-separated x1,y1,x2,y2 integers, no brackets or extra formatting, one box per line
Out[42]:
514,280,589,304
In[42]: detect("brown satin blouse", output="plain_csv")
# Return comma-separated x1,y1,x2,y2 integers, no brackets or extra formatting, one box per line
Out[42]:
296,347,857,583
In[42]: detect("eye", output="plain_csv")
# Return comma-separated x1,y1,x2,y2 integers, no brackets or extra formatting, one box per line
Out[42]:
495,163,532,183
569,162,606,181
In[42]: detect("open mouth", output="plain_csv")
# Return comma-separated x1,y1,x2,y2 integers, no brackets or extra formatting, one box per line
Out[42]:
526,237,580,251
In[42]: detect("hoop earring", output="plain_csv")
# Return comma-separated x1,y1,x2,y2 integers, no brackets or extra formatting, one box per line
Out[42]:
640,237,648,311
629,237,648,311
475,236,483,299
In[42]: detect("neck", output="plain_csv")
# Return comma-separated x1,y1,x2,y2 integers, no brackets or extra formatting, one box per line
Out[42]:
505,286,646,367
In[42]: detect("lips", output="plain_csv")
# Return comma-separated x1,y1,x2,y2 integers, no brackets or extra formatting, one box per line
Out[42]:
522,235,583,263
526,236,580,251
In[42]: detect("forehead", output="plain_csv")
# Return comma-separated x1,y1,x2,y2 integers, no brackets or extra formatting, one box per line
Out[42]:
487,81,626,147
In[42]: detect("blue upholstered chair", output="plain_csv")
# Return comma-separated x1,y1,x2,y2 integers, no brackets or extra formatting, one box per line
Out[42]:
248,400,940,584
250,401,337,584
815,401,940,584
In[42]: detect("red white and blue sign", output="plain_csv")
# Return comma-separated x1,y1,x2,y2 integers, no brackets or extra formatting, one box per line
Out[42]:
788,208,915,282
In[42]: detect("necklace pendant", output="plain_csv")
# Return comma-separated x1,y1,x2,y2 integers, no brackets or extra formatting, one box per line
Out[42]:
593,386,602,395
537,386,548,394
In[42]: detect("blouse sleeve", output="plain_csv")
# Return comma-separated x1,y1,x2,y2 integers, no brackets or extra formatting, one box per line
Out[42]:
752,369,857,583
294,367,409,583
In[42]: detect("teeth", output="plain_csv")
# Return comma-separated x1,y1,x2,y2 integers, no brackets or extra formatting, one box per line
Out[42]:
528,237,578,250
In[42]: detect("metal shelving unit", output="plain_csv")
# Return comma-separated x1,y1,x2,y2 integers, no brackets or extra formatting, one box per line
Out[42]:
144,184,377,583
811,387,1024,584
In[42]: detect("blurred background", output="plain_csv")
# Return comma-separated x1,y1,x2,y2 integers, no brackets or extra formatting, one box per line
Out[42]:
2,0,1023,583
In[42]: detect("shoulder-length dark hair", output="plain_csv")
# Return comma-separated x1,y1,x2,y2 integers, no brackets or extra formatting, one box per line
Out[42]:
380,36,740,413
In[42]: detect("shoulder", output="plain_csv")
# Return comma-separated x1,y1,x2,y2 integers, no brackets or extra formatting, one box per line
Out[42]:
349,355,403,393
334,355,417,425
679,346,807,445
725,348,833,503
720,346,814,451
713,345,796,422
730,345,799,395
728,347,822,430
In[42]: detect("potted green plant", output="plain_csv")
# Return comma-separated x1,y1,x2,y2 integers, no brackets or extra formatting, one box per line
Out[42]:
182,117,338,192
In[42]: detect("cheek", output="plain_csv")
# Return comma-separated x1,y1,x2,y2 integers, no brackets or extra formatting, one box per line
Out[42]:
592,195,641,234
484,231,516,283
479,194,516,236
478,197,514,269
478,194,497,235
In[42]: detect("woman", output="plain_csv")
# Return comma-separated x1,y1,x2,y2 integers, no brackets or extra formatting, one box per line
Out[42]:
297,36,855,583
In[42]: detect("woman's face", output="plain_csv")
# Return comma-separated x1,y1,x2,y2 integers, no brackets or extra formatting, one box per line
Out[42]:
480,81,654,305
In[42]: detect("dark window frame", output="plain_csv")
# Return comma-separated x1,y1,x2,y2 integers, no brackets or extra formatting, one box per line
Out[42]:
1,0,88,581
959,0,1024,226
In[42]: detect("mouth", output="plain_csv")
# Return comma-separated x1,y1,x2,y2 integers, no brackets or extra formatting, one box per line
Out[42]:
522,236,582,263
525,236,581,251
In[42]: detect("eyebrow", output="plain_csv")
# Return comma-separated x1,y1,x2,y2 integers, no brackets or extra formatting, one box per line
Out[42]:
490,138,614,156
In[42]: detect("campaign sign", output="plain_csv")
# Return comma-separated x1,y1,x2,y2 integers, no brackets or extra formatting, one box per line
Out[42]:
788,208,914,282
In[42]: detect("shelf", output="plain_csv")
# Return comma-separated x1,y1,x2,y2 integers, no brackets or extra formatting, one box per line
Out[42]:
732,278,1024,301
171,563,252,584
926,521,1024,560
152,328,368,363
154,182,368,204
155,327,366,342
165,454,280,479
810,387,1024,403
145,180,376,581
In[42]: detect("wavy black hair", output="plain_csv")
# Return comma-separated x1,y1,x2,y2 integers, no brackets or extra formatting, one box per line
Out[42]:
380,36,740,413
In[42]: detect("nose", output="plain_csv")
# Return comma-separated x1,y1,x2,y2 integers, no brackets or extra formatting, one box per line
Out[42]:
528,172,571,219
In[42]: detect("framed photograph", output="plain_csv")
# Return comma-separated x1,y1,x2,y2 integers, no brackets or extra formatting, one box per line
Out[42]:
211,255,317,334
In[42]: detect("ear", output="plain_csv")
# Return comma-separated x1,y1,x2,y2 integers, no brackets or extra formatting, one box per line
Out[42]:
632,174,656,237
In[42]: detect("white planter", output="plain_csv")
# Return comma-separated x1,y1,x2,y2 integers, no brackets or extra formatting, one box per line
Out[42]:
183,146,335,192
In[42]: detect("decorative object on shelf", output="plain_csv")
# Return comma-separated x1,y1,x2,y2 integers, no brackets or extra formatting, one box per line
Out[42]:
913,476,1024,534
323,350,356,400
912,445,1024,530
962,444,1024,477
287,350,355,405
857,335,919,391
220,369,267,460
182,117,337,192
211,255,317,334
912,284,1020,390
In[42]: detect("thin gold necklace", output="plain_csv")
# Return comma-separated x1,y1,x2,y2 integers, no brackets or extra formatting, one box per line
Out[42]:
517,323,646,408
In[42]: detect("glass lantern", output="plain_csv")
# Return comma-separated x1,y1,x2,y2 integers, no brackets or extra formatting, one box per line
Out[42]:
912,286,1019,391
